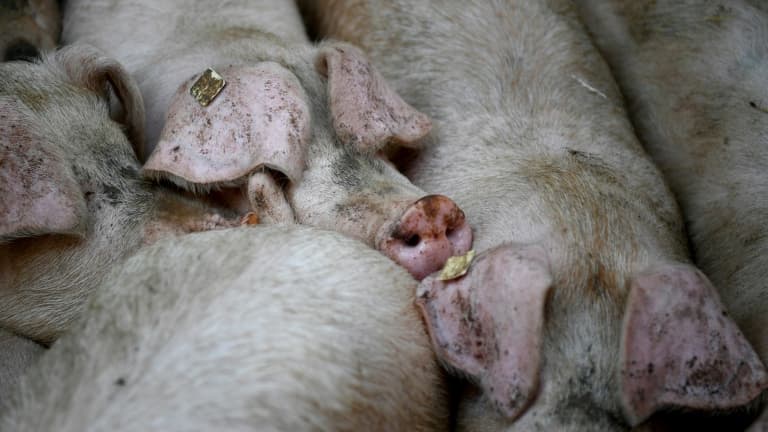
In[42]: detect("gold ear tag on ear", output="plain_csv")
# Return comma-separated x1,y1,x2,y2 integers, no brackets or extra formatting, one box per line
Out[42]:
439,250,475,281
190,68,226,107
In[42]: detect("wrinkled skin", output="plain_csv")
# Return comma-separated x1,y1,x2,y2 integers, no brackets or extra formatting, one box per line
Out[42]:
0,0,60,61
62,0,473,280
0,47,244,395
0,226,449,432
573,0,768,429
300,0,767,430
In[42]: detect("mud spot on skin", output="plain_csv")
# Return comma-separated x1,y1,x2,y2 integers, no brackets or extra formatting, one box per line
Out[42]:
332,150,365,190
616,0,658,44
555,391,628,429
749,101,768,114
102,185,122,206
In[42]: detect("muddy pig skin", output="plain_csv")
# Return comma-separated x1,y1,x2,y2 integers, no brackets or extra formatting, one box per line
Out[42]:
0,0,60,62
0,226,449,432
61,0,473,280
570,0,768,429
299,0,768,430
0,46,249,395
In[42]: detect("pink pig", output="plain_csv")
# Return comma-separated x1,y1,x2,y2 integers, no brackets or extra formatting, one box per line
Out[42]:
0,45,254,393
62,0,473,280
1,226,450,431
573,0,768,429
300,0,768,429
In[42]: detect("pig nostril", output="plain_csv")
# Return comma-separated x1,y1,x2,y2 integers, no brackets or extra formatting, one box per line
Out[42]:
405,234,421,247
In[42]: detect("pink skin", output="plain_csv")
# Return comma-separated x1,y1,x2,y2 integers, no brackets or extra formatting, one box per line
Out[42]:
377,195,473,280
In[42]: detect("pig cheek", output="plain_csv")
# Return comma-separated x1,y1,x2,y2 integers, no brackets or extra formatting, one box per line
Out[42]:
284,177,372,243
336,195,398,246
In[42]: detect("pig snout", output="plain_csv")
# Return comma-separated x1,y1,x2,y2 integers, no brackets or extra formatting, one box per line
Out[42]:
378,195,472,280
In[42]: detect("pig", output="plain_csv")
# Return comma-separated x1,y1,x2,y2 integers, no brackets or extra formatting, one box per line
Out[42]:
0,45,252,394
569,0,768,429
0,330,43,404
0,226,449,431
0,0,60,61
298,0,768,430
61,0,473,280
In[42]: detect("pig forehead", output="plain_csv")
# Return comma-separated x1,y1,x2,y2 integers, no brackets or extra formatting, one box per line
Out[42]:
186,62,309,104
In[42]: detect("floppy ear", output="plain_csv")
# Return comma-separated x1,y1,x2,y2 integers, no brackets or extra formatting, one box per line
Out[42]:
0,96,87,240
245,171,296,224
416,243,552,420
316,43,432,153
142,62,310,188
621,263,768,425
57,44,146,160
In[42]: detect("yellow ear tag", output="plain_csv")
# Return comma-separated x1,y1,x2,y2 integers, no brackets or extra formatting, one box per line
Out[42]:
438,250,475,281
190,68,226,107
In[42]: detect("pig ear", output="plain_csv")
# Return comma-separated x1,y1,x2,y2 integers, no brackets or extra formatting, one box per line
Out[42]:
245,171,296,224
621,264,768,425
416,244,552,420
57,44,146,160
0,97,87,240
142,62,310,188
316,43,432,153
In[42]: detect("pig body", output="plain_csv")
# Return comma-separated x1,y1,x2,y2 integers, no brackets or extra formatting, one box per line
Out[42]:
0,0,60,61
62,0,473,280
0,330,43,405
300,0,768,429
0,46,246,389
571,0,768,428
0,226,448,431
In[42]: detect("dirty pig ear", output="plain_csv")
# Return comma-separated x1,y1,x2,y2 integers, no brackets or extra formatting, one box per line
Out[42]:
0,97,87,240
621,264,768,425
316,43,432,153
142,62,310,189
416,244,552,420
57,44,146,160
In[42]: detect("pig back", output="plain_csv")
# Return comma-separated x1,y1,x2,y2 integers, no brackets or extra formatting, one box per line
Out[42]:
573,0,768,360
0,226,448,432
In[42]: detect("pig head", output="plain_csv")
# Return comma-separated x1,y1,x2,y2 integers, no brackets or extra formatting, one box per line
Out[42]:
0,44,242,349
141,43,472,279
0,0,60,61
416,244,767,431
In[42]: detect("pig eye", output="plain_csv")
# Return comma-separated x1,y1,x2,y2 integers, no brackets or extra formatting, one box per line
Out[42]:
4,40,41,62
